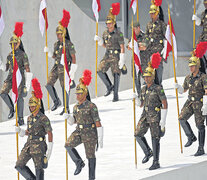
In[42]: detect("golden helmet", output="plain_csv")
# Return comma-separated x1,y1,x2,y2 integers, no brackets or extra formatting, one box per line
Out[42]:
56,24,66,35
188,56,200,67
29,92,41,113
106,3,120,24
76,83,88,95
10,34,20,44
143,66,155,77
149,0,162,14
106,8,116,24
56,9,70,36
204,0,207,4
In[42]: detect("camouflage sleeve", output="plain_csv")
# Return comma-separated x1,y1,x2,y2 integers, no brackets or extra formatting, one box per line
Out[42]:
202,74,207,90
90,103,101,122
68,41,76,55
157,86,167,101
53,42,58,57
183,76,189,91
102,31,106,46
161,21,167,37
23,52,29,67
144,23,150,46
42,116,52,132
139,86,146,103
118,31,124,45
201,12,205,26
73,105,78,123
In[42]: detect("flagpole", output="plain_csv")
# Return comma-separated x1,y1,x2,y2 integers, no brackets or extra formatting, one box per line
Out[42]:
193,0,196,49
95,22,98,98
131,15,138,168
12,43,19,180
136,0,139,22
63,35,69,180
168,6,183,153
45,8,50,112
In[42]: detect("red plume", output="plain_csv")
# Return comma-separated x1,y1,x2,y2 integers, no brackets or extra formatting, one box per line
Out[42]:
60,9,70,28
151,52,161,69
14,22,24,37
154,0,162,6
32,78,43,99
82,69,92,86
195,42,207,58
111,3,120,15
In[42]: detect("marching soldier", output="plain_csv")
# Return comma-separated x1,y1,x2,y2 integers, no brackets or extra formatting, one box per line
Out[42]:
135,53,168,170
140,0,166,85
94,3,125,102
45,10,77,115
128,22,150,96
174,43,207,156
0,22,33,125
15,78,53,179
64,70,103,180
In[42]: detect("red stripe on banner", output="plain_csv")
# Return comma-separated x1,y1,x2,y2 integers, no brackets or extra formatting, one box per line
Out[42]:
133,30,142,73
97,0,101,12
12,58,18,103
62,48,71,91
42,8,48,30
130,0,135,9
0,6,2,17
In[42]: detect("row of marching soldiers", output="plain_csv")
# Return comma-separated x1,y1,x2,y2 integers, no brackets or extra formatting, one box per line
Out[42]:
0,0,207,179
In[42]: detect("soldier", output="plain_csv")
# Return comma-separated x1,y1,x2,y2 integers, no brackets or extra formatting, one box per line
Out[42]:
174,43,207,156
134,53,168,170
127,21,150,96
64,70,103,180
45,10,77,115
140,0,166,85
94,3,125,102
0,22,33,125
15,78,53,179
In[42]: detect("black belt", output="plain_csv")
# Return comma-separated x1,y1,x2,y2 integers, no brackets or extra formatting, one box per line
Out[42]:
188,96,203,102
28,135,45,141
150,38,163,44
106,49,120,55
78,123,96,129
144,106,160,112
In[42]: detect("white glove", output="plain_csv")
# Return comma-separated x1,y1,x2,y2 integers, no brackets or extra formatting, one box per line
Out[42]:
64,113,75,126
0,59,6,71
160,109,168,131
15,126,25,137
97,126,103,148
132,92,138,99
192,14,201,26
119,53,125,69
201,95,207,115
131,93,141,106
46,142,53,161
44,46,52,58
174,83,184,94
25,72,33,92
69,64,78,80
94,35,103,46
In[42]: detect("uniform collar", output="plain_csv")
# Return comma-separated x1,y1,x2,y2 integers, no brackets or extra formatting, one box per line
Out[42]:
31,111,42,118
190,71,202,78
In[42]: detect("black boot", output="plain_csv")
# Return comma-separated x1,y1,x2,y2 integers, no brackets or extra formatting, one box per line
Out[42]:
97,72,113,96
112,73,120,102
36,169,44,180
135,136,153,164
65,146,85,175
89,158,96,180
194,127,205,156
0,93,14,119
45,84,61,111
135,71,141,96
18,117,24,126
149,138,160,170
15,165,36,180
179,120,197,147
60,88,70,115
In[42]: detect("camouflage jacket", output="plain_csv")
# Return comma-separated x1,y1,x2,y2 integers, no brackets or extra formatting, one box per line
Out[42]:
183,71,207,99
53,39,76,66
140,83,167,117
5,48,29,81
197,10,207,44
102,29,124,58
26,111,52,144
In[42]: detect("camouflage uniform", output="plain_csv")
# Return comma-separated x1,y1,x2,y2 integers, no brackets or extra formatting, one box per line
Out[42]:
65,99,100,159
98,29,124,74
16,111,52,169
135,83,167,138
179,72,207,132
144,19,167,85
47,39,76,88
196,10,207,44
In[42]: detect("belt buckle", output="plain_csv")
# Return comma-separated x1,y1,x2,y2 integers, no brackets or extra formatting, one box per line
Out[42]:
79,125,83,129
201,98,203,102
92,124,95,128
30,135,32,140
191,97,195,101
114,50,118,54
155,107,160,112
39,137,43,141
55,61,58,64
160,40,163,43
145,107,148,111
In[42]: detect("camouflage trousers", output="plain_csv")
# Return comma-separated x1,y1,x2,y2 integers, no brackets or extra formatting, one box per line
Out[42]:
65,129,97,159
16,142,46,169
135,113,161,138
98,55,121,75
196,32,207,45
179,100,205,128
47,64,64,88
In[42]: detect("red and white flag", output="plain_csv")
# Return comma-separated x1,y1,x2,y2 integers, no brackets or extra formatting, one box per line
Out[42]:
92,0,101,22
129,31,142,75
39,0,48,36
12,57,22,104
130,0,137,15
60,49,71,93
0,5,5,36
162,17,177,67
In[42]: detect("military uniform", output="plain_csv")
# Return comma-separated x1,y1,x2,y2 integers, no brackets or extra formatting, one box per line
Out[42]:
0,48,29,123
197,10,207,44
144,19,167,85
